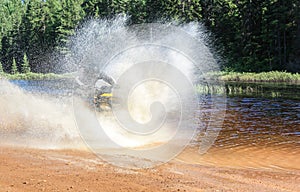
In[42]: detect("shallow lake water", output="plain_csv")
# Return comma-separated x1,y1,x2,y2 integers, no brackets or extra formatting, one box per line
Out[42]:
6,80,300,170
184,82,300,170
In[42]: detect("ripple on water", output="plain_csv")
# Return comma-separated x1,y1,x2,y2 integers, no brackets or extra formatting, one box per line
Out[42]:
192,95,300,170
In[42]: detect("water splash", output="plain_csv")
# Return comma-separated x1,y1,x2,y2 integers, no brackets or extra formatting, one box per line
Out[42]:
70,17,225,168
0,80,84,149
0,17,225,168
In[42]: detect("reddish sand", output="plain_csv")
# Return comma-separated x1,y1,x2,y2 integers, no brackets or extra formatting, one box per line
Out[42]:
0,146,299,192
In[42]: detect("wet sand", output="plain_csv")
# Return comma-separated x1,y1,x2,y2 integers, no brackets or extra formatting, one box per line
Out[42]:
0,146,299,192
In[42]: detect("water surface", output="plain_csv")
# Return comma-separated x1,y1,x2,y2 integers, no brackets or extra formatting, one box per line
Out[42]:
8,80,300,169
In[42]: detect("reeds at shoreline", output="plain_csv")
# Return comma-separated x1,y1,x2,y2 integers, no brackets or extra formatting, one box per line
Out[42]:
203,71,300,84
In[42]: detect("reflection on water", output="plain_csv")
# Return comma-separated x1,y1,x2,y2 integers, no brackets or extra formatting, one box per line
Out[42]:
225,82,300,100
202,97,300,170
194,82,300,170
217,97,300,148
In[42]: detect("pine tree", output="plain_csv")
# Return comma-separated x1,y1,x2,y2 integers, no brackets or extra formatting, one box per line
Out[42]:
56,0,85,54
21,53,31,73
161,0,202,22
0,0,24,70
11,58,18,74
0,61,4,73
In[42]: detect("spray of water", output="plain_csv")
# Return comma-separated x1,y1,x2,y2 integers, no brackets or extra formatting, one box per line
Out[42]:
0,80,84,149
70,17,225,168
0,16,226,168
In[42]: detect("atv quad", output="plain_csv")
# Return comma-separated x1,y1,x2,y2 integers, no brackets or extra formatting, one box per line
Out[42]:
93,78,117,111
75,67,116,111
93,86,113,111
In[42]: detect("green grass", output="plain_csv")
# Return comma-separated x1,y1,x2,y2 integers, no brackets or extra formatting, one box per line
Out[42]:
203,71,300,84
0,72,73,80
1,71,300,84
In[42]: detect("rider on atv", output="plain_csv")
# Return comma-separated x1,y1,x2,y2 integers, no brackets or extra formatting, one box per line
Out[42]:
75,65,115,110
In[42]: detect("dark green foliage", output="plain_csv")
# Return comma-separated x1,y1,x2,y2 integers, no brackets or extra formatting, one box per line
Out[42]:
160,0,202,22
200,0,299,72
56,0,85,53
0,0,299,73
0,61,3,73
82,0,147,23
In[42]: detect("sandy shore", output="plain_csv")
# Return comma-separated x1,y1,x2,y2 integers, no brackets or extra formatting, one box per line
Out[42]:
0,146,299,192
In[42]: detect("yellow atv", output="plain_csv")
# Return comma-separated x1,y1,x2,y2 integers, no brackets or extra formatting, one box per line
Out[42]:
93,80,117,111
75,67,116,111
93,92,113,111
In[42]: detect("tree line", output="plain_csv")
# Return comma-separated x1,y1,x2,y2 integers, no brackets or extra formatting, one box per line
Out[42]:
0,0,299,73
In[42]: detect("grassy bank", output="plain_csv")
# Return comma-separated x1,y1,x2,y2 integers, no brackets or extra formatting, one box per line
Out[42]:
1,71,300,84
204,71,300,84
0,72,72,80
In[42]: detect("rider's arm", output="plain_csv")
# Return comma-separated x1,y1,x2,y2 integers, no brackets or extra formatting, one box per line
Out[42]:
97,71,115,86
75,76,85,86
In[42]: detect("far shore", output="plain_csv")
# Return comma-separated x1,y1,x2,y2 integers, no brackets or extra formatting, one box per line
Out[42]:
0,72,73,80
203,71,300,84
1,71,300,84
